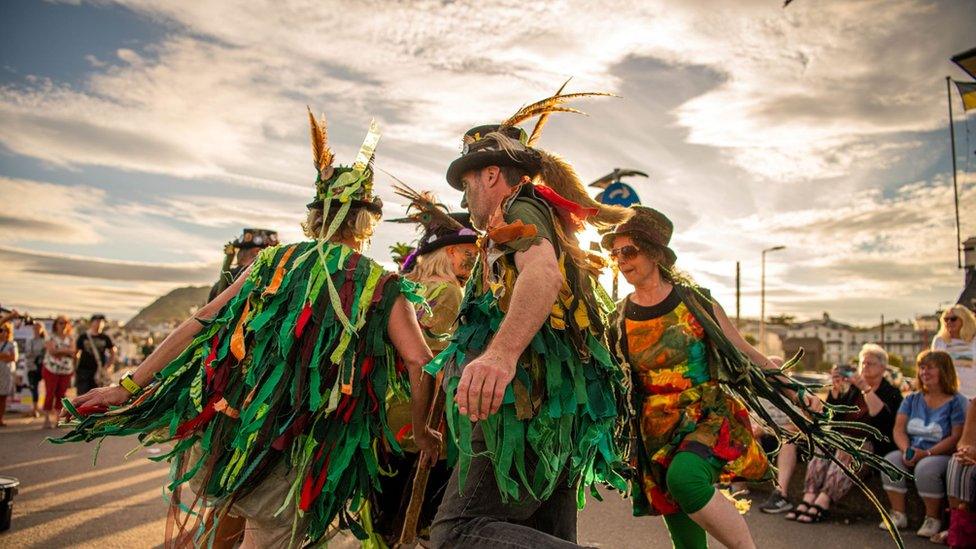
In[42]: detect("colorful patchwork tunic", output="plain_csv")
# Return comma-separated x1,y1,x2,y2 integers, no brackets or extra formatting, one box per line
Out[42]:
616,288,768,516
53,240,424,545
425,189,629,506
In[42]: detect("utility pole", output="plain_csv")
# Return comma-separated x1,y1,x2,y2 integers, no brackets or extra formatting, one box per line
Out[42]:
760,245,786,354
880,314,886,347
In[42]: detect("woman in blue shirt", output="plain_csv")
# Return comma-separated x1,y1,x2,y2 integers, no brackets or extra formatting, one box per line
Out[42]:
881,350,968,538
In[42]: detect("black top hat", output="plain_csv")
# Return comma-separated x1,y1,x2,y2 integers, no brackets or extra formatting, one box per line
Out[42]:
445,125,542,190
234,228,280,249
601,206,677,266
389,184,479,272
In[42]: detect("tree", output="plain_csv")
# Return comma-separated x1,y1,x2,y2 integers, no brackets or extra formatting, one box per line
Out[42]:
768,314,796,325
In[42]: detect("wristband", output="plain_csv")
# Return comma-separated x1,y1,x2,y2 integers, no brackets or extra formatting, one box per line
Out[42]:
120,372,142,395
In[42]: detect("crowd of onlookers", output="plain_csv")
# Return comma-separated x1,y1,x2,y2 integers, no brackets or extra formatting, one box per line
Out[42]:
756,304,976,546
0,309,117,429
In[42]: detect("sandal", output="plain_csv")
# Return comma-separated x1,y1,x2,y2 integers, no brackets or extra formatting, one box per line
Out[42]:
785,502,810,521
796,504,828,524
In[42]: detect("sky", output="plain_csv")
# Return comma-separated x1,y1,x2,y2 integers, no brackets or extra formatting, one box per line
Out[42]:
1,0,974,325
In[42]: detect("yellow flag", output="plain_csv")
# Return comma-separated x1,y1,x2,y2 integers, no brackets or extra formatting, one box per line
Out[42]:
955,81,976,111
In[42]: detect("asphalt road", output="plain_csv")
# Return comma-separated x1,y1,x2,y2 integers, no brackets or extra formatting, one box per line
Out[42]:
0,412,931,549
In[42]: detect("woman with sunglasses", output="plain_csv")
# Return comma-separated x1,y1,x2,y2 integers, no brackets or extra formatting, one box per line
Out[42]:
602,206,902,548
932,305,976,398
43,315,76,428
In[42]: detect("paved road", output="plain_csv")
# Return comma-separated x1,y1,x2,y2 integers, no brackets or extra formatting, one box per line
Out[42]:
0,412,930,548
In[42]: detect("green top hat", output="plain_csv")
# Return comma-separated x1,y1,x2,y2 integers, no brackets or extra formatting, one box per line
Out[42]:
304,109,383,217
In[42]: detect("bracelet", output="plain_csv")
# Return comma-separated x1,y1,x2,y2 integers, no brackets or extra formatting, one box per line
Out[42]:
119,372,142,396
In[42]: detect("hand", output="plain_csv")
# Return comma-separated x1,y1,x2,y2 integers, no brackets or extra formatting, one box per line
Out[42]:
59,385,130,420
414,426,443,468
849,374,870,392
902,447,923,467
455,350,516,421
955,444,976,465
801,392,824,414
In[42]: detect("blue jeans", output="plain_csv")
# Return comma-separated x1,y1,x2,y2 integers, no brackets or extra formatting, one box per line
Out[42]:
430,424,587,548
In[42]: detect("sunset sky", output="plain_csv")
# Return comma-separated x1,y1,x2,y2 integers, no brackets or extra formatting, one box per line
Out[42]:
1,0,974,324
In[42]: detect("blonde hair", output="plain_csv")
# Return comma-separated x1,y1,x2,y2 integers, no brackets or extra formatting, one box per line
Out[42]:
916,350,959,395
937,304,976,343
858,343,888,367
406,246,456,284
0,321,12,341
52,315,73,337
302,207,380,246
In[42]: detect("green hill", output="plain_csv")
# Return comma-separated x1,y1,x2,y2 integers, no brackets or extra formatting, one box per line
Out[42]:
126,286,210,328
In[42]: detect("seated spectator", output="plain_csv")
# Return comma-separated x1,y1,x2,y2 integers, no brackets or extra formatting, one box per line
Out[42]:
942,395,976,546
757,356,800,514
932,305,976,398
881,350,968,538
786,344,903,523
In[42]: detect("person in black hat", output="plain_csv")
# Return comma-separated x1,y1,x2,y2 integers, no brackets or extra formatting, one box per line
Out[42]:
603,206,906,548
426,86,633,548
207,228,280,301
74,313,116,397
373,184,480,545
57,111,441,547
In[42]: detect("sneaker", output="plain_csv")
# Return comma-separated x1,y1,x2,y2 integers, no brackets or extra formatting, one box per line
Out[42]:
916,517,941,538
759,492,793,514
878,510,908,530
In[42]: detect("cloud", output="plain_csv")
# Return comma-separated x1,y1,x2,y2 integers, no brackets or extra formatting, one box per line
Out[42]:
0,245,215,282
0,176,105,242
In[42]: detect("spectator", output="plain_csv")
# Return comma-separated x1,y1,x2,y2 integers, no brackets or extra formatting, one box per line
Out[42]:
75,314,116,395
937,398,976,546
787,344,903,523
43,316,76,429
932,305,976,398
0,321,18,427
24,322,48,418
881,350,968,538
757,356,801,515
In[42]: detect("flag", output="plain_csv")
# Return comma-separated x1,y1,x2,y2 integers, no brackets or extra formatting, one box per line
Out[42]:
955,81,976,112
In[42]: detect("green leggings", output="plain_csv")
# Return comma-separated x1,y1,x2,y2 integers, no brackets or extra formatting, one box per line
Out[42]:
662,451,721,549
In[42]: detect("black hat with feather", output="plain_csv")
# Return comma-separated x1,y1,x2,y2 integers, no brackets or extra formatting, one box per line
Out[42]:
390,183,478,272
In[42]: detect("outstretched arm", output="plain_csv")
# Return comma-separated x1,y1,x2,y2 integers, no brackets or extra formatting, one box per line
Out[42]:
455,239,561,421
64,265,253,417
712,300,822,412
387,295,439,466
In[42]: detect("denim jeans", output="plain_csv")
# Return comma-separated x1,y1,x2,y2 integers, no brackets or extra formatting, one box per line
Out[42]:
430,424,589,549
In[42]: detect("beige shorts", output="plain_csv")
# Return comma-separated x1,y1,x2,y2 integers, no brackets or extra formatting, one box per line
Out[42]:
186,444,308,546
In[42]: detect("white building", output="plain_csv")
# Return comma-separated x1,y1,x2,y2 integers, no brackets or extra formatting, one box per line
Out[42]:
786,313,857,366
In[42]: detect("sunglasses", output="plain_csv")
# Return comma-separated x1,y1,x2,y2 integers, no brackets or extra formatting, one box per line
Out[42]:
609,245,641,261
945,316,959,322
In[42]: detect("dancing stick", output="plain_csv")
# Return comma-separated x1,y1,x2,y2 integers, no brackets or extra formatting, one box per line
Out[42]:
397,384,447,546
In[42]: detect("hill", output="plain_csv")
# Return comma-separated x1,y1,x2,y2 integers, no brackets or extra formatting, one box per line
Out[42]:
126,286,210,328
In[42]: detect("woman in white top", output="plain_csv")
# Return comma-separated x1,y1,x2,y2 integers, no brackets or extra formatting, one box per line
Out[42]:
43,316,76,428
0,320,19,427
932,305,976,398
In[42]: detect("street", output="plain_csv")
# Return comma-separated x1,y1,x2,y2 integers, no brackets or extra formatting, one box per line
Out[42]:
0,413,931,549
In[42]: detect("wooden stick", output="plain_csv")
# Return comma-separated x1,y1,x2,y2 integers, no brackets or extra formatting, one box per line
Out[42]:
397,385,447,546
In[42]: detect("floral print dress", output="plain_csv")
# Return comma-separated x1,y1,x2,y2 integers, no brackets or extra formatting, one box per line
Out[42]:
621,288,768,516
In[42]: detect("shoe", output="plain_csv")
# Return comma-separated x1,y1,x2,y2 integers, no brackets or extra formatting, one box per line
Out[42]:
878,510,908,530
930,530,948,545
759,492,793,514
916,517,941,538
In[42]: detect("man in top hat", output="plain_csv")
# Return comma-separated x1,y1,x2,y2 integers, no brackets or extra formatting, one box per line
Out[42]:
207,228,279,301
425,89,632,548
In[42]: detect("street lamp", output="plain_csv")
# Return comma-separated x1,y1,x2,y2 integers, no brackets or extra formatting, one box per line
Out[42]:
760,245,786,354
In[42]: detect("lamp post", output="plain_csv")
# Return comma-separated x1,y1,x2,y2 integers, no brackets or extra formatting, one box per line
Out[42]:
760,245,786,354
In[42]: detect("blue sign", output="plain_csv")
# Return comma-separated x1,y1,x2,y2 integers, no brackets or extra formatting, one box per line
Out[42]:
598,181,641,207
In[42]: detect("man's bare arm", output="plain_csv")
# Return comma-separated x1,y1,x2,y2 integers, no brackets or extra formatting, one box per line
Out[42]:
456,239,562,420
